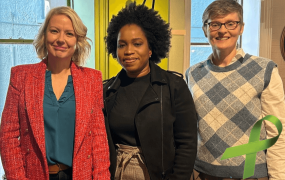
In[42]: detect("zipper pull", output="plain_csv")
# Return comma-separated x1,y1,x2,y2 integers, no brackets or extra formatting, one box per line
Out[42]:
162,171,166,179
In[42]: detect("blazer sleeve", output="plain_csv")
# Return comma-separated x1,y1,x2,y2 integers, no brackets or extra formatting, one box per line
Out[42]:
169,77,198,179
91,71,110,179
0,67,29,180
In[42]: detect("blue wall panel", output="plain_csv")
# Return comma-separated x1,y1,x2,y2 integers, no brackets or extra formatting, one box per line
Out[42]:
74,0,95,69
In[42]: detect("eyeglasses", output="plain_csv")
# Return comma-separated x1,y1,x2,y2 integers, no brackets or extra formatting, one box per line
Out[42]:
205,21,240,31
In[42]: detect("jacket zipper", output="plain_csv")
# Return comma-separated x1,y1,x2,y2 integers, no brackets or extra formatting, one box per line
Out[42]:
161,85,165,179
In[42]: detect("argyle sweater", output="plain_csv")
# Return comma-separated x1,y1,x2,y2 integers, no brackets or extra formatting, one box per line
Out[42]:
185,51,276,178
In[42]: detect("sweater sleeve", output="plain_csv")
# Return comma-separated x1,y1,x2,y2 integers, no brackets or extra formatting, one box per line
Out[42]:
261,67,285,180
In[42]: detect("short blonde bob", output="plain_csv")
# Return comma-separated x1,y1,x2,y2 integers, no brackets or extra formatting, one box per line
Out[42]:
33,6,91,66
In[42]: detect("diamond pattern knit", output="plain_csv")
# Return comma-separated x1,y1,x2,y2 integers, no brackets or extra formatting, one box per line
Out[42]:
186,51,276,178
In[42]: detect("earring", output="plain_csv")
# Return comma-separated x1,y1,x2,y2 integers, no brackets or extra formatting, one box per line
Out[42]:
149,55,152,58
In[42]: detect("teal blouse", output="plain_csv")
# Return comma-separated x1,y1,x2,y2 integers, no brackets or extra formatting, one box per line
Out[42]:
43,70,76,167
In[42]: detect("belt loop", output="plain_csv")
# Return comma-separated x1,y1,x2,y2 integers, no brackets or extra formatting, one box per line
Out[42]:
49,163,70,174
57,163,61,171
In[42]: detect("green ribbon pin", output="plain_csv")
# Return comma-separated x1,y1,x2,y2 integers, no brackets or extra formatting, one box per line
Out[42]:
221,115,283,179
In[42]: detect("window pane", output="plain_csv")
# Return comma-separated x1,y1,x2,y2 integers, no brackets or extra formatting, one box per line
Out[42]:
0,0,44,39
190,45,212,66
191,0,215,43
0,44,39,119
242,0,260,56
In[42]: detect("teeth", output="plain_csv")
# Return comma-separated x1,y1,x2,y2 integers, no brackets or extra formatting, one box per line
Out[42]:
217,37,229,40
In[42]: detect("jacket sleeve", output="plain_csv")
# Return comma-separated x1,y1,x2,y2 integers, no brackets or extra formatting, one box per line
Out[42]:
0,67,29,180
169,77,198,179
261,67,285,180
91,71,111,179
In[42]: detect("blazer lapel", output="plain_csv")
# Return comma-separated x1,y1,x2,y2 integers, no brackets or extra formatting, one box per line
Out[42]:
25,60,47,158
71,63,89,156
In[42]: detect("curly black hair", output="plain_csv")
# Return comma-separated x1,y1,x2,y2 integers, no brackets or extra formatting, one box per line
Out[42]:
105,2,171,63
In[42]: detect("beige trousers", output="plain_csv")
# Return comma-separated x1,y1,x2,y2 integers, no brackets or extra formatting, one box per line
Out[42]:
115,144,150,180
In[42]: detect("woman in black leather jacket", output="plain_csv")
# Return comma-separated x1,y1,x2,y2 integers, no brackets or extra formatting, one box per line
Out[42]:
104,2,197,180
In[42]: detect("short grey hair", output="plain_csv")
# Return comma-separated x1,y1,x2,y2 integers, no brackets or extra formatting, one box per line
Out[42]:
202,0,243,27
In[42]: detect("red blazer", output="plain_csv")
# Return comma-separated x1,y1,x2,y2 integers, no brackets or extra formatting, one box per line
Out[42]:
0,60,110,180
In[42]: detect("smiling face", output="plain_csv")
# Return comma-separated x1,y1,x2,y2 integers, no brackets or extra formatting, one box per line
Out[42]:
116,24,152,78
203,12,244,54
46,14,77,61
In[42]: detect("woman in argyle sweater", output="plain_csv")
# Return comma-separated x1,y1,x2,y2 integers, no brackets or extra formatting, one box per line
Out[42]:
186,0,285,179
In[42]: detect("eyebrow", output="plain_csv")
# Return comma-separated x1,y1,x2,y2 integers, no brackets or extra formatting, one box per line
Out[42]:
65,30,75,33
48,26,75,32
209,20,239,23
118,38,143,42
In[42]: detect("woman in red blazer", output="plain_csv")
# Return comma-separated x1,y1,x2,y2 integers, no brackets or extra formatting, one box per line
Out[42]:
0,7,110,180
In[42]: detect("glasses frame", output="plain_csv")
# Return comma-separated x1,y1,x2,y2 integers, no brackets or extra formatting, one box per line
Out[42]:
205,21,241,31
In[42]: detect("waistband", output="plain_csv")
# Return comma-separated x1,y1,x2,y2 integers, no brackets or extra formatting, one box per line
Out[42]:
116,144,146,179
48,163,70,174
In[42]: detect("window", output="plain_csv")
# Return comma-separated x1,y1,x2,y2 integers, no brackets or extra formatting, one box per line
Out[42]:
190,0,249,66
190,0,215,66
0,1,43,120
241,0,261,56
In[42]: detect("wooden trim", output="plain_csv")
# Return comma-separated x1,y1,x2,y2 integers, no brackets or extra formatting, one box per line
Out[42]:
95,0,99,71
104,0,109,78
95,0,109,79
0,39,33,44
191,43,210,45
172,29,186,35
67,0,71,7
280,26,285,61
259,0,272,59
71,0,74,9
183,0,191,74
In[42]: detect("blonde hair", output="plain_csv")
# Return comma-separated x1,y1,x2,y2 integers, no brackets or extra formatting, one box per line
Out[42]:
202,0,243,27
33,6,91,66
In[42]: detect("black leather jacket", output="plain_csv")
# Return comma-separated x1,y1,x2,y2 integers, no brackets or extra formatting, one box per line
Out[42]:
103,61,197,180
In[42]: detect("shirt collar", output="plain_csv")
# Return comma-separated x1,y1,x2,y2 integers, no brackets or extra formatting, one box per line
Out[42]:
208,48,246,65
